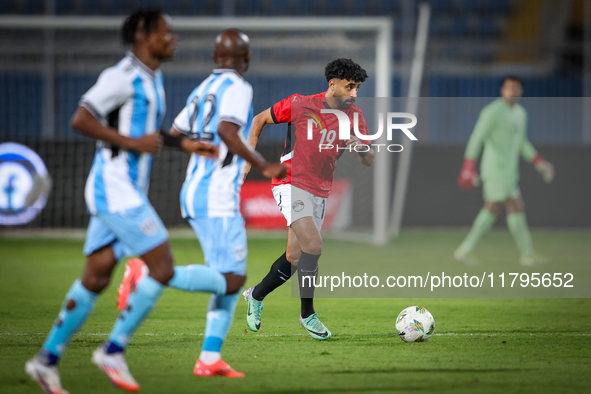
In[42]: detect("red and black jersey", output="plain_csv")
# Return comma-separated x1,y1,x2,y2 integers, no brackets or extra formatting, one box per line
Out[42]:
270,93,370,198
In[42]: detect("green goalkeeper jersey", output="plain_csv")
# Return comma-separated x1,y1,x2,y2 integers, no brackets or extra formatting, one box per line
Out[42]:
465,98,538,186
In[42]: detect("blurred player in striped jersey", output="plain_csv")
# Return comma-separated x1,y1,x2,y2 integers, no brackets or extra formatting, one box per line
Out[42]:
242,59,374,340
23,9,242,394
118,29,286,378
455,76,554,266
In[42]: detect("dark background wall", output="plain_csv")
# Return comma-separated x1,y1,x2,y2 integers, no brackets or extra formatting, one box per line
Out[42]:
0,73,583,142
11,140,589,229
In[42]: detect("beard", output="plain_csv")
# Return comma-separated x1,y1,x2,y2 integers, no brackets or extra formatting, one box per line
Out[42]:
337,97,355,109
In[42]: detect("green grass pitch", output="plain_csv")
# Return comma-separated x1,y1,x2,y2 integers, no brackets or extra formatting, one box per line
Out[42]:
1,230,590,394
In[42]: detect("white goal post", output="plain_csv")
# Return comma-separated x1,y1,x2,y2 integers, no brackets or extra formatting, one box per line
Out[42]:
390,2,431,237
0,16,393,245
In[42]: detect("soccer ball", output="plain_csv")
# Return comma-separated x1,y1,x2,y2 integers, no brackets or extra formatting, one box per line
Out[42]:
395,306,435,343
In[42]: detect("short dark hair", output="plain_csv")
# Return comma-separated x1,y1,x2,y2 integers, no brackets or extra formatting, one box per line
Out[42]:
122,8,164,46
325,58,368,83
501,75,522,87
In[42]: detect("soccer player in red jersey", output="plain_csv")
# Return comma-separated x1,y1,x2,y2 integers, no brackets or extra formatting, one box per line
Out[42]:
243,59,374,339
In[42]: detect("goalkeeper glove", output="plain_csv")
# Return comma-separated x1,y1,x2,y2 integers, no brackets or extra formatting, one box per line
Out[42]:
457,158,479,191
532,155,554,183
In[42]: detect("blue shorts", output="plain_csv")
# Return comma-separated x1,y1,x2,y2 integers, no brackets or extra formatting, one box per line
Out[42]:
188,215,247,275
83,202,169,261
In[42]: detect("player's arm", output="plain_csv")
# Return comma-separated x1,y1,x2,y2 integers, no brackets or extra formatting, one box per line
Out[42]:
457,108,494,191
218,121,286,179
222,85,287,179
166,125,218,158
166,106,218,157
520,136,554,183
248,107,275,149
243,107,276,179
464,108,494,160
345,135,374,166
243,95,291,179
73,67,164,154
348,113,374,166
71,106,162,154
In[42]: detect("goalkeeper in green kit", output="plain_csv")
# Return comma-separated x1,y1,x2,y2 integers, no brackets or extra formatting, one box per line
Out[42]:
454,76,554,266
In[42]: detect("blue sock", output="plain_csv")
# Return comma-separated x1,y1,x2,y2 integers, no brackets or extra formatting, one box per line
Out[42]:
168,265,226,296
201,290,242,354
42,280,99,361
39,349,60,366
107,275,164,350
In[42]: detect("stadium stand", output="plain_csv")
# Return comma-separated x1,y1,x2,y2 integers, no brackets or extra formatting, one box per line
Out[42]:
0,0,583,142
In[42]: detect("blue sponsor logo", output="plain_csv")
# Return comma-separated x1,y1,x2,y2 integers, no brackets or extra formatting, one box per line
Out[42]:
0,143,51,225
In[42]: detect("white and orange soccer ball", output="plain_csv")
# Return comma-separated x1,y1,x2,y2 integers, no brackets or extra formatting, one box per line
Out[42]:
395,306,435,343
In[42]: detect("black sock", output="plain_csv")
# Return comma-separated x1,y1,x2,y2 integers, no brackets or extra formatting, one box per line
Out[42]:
252,252,294,301
297,251,320,318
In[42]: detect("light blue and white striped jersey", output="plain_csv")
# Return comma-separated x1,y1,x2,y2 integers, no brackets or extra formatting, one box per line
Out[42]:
173,69,253,218
80,52,166,214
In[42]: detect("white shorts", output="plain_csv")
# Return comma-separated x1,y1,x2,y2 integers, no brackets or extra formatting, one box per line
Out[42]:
272,184,326,230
